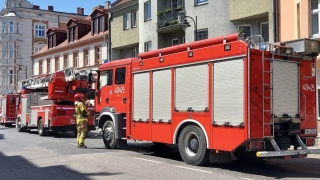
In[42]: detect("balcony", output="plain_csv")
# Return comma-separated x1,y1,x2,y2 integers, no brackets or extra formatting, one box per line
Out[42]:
0,33,22,42
157,9,185,33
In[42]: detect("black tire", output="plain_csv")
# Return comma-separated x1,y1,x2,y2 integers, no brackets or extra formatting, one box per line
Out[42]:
178,125,210,166
38,119,46,136
102,121,117,149
102,121,127,149
16,118,23,132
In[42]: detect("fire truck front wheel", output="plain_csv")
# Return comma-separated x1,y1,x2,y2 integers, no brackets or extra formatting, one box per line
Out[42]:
178,125,210,166
102,121,117,149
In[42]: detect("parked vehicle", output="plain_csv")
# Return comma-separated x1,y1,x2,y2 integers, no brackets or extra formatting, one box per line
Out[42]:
86,32,320,166
0,93,19,127
16,67,96,136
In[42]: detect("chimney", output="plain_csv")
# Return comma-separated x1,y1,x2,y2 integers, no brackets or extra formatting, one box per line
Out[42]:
33,5,40,10
48,6,53,11
105,1,111,9
77,7,84,15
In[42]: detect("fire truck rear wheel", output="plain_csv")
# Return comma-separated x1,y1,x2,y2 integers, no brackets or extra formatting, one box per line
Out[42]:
38,119,46,136
16,118,23,132
102,121,116,149
178,125,210,166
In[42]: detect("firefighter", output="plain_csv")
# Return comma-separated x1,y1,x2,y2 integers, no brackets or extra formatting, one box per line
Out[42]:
74,93,90,148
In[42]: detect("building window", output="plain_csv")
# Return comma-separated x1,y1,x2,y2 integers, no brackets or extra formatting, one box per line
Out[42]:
260,22,269,42
64,55,69,68
69,28,74,42
238,25,252,38
34,24,45,37
16,45,20,58
47,59,51,73
34,46,42,54
2,22,6,33
124,13,130,30
144,41,152,52
115,67,126,85
9,69,13,84
2,70,5,85
311,0,320,37
144,1,151,21
55,57,59,71
93,18,98,34
172,38,179,46
2,45,7,58
9,21,13,33
132,11,137,27
9,44,14,58
84,50,89,66
196,29,208,40
196,0,208,5
73,53,78,67
132,47,136,57
99,16,103,32
95,47,101,64
16,22,19,34
39,61,43,74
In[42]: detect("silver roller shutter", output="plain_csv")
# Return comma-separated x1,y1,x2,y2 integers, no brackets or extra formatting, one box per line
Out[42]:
152,69,171,122
213,58,244,126
175,64,209,111
273,60,299,117
133,72,150,122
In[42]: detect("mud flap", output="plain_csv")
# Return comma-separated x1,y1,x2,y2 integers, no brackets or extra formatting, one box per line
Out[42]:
210,150,232,164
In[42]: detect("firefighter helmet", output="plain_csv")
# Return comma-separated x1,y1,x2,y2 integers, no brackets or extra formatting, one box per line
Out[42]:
74,93,84,101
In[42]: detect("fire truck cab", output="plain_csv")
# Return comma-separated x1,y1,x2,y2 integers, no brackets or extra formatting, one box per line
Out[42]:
95,33,320,166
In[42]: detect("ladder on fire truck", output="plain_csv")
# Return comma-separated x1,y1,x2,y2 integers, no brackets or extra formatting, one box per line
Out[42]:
17,67,93,91
246,35,275,139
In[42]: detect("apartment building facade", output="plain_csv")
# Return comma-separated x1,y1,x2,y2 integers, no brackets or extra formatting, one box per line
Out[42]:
0,0,86,93
32,7,109,84
135,0,274,53
109,0,139,60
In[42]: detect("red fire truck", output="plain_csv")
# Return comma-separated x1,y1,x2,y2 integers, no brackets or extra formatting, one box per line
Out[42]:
16,67,96,136
0,93,19,127
95,32,320,166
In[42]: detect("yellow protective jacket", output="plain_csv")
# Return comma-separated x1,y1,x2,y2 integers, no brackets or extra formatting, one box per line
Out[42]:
75,101,89,123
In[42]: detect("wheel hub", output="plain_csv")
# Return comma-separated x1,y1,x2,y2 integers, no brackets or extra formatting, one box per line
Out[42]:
103,125,114,142
184,132,199,156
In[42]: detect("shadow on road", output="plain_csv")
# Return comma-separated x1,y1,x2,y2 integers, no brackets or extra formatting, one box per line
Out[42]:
213,158,320,179
0,150,122,180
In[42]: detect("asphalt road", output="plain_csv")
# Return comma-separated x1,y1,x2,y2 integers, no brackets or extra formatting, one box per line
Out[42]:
1,126,320,180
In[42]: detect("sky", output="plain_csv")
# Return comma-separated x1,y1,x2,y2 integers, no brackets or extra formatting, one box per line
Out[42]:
0,0,116,15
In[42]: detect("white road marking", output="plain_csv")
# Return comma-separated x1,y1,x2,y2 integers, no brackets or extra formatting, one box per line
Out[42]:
68,143,78,146
133,157,164,164
171,165,213,174
34,137,61,142
133,157,212,174
239,177,254,180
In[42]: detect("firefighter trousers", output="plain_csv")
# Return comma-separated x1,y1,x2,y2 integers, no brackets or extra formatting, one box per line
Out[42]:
76,120,88,146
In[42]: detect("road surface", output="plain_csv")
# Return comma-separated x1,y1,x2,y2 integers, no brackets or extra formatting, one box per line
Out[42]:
0,126,320,180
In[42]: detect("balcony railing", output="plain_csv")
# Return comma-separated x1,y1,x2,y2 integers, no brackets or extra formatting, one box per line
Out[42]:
157,9,185,29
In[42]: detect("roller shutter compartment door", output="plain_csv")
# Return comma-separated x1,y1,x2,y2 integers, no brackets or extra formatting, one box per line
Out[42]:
273,60,299,117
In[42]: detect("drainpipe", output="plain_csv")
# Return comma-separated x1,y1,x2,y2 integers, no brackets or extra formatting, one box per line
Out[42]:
273,0,278,42
108,13,112,61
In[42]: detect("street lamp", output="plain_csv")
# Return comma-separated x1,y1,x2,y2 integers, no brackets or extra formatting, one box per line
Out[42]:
180,15,197,41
